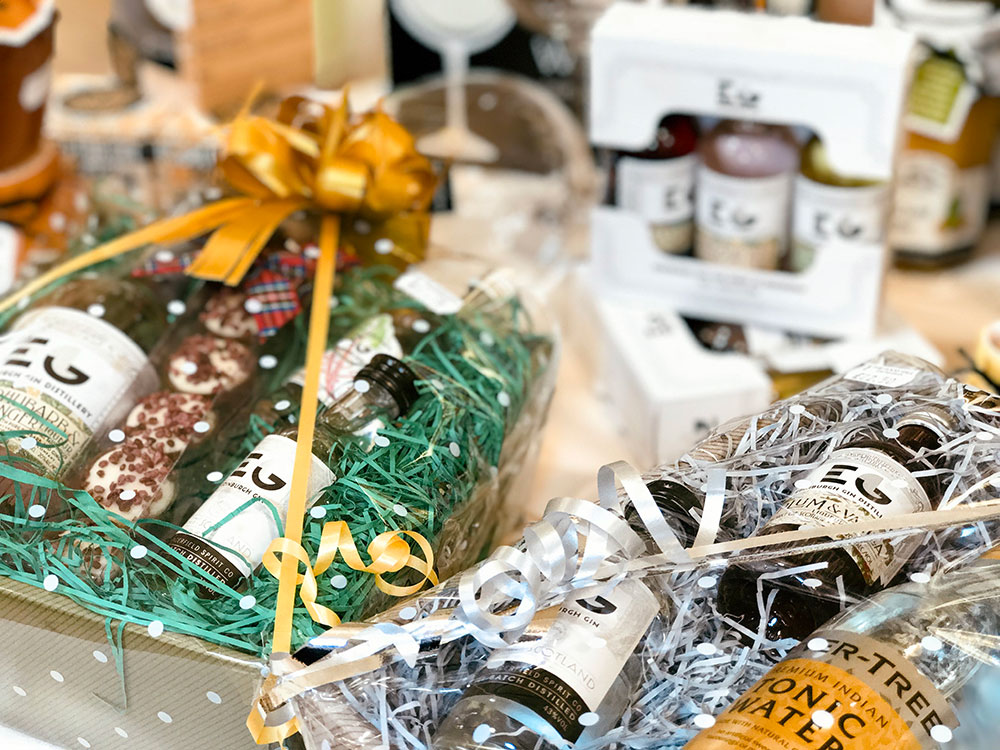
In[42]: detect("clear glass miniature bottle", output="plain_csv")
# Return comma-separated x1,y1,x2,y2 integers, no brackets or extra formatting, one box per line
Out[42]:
169,354,419,588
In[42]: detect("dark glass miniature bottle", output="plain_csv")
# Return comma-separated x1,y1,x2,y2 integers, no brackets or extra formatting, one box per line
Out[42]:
608,114,699,255
430,482,697,750
169,354,419,588
0,274,165,478
244,272,512,435
716,404,958,642
695,119,799,269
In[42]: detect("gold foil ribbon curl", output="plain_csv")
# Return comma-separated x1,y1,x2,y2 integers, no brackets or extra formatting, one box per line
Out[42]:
261,521,439,628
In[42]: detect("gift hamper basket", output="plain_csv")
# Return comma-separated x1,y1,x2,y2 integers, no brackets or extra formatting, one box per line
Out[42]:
0,95,558,750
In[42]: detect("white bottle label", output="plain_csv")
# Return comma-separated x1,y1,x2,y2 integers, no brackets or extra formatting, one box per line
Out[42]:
393,269,463,315
181,434,335,577
891,152,990,257
790,176,887,270
769,447,931,585
19,60,51,112
617,154,696,254
695,167,793,269
468,579,659,741
288,314,402,407
844,362,919,388
0,223,22,295
0,306,156,474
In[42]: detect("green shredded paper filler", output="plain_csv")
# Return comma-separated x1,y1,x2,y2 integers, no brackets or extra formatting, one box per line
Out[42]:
0,260,554,658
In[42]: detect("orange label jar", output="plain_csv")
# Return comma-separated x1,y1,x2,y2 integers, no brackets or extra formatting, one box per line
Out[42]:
889,0,1000,267
0,0,57,199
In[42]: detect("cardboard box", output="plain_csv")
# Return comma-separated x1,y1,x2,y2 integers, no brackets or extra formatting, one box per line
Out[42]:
0,577,267,750
589,4,917,338
573,269,775,468
571,266,944,469
177,0,314,114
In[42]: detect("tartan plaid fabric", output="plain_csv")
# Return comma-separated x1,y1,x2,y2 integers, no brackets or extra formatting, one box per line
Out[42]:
239,250,317,338
132,252,195,277
131,245,357,338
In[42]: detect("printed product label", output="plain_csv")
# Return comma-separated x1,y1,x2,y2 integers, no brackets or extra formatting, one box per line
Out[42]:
18,60,50,112
393,269,463,315
686,629,957,750
466,579,659,742
695,167,793,269
979,545,1000,562
0,223,21,294
905,55,976,144
844,363,919,389
618,154,696,254
790,177,887,271
768,447,930,586
288,314,402,407
180,434,335,577
0,307,155,475
891,152,990,256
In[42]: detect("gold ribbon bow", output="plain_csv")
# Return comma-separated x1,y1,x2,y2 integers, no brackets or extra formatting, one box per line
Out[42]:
247,521,439,745
0,92,439,746
0,91,437,313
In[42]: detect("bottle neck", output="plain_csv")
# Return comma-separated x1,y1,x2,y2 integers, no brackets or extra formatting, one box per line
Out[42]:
626,479,701,552
460,272,516,315
319,381,401,434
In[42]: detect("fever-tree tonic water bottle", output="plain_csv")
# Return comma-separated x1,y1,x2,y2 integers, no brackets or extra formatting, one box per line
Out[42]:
687,554,1000,750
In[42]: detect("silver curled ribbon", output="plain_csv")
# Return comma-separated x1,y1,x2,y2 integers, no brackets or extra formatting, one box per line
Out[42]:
458,461,691,647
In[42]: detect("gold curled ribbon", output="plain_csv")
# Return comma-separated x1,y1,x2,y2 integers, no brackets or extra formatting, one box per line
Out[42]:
248,519,438,746
261,520,438,628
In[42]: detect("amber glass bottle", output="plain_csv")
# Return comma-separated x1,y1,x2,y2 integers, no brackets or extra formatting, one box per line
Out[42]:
890,0,1000,266
716,405,957,642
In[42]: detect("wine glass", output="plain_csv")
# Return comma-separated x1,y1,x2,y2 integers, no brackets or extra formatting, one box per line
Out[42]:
389,0,517,163
505,0,622,56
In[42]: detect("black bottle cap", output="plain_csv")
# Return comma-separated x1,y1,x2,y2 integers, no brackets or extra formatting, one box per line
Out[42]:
357,354,420,415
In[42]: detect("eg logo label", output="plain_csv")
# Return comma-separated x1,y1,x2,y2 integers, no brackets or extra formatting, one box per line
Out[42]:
664,182,695,213
810,210,865,241
821,462,894,505
575,594,618,616
717,79,761,110
4,337,90,386
231,452,288,493
709,198,758,233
